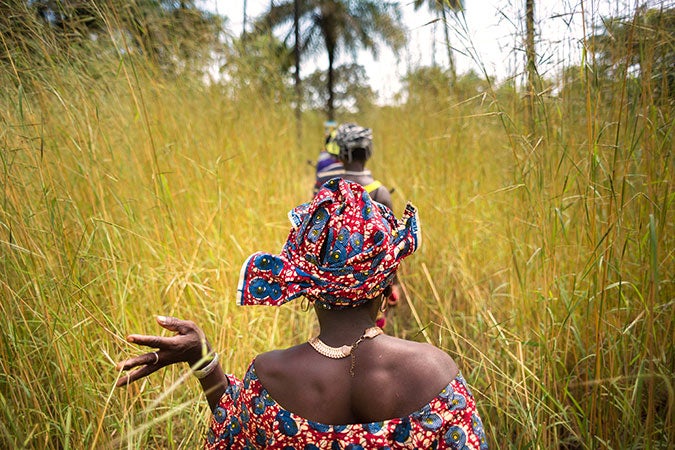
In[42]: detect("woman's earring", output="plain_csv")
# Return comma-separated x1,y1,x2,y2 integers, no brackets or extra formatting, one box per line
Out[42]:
379,297,388,313
301,297,311,312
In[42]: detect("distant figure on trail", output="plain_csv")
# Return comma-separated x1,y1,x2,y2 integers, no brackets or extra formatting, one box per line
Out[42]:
312,120,344,196
333,122,401,316
115,179,488,449
332,122,393,211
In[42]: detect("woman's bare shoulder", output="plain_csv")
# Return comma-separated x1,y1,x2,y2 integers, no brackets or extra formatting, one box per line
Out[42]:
379,336,458,378
254,345,307,376
351,336,460,420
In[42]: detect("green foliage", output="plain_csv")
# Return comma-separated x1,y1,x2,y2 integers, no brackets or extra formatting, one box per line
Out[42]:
256,0,405,119
127,1,224,76
220,33,294,100
453,70,492,98
303,62,375,114
257,0,405,57
413,0,464,12
403,66,493,104
0,0,225,76
401,65,452,106
591,5,674,105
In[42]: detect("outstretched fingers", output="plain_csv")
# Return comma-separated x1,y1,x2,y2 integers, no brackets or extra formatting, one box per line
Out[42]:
125,333,178,350
156,316,197,335
115,361,163,387
114,316,209,388
116,351,160,371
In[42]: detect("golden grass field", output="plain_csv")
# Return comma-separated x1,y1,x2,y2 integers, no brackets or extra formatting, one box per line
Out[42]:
1,16,673,449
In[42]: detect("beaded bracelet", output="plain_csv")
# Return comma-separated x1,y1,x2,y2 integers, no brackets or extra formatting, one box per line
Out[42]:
193,353,219,379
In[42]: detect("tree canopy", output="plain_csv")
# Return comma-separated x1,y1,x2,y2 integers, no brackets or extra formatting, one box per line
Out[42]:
591,5,673,104
303,62,375,114
255,0,405,120
0,0,224,76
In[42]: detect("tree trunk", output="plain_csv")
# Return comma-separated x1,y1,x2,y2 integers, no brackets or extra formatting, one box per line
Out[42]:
294,0,302,148
242,0,247,36
525,0,537,134
441,6,456,87
327,46,335,121
431,18,437,67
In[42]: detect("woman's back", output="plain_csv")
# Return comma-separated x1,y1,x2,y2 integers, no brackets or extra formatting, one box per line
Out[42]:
341,170,393,212
254,335,459,424
206,341,487,449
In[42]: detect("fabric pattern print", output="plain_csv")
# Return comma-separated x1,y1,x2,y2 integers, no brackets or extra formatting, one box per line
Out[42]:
205,362,488,449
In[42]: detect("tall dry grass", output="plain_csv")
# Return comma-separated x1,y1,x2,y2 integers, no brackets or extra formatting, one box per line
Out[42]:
1,3,672,449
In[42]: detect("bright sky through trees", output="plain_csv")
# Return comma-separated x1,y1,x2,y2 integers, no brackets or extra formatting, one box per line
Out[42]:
211,0,667,101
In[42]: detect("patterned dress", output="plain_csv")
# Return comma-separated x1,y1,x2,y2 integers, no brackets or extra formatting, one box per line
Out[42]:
205,362,488,449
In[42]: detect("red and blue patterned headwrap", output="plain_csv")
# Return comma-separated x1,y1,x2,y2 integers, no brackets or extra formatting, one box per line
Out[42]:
236,178,421,309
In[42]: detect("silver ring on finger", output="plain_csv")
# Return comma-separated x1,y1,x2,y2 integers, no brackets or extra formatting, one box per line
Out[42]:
151,351,159,365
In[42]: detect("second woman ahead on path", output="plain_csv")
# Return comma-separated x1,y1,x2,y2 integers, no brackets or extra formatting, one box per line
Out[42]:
330,122,394,211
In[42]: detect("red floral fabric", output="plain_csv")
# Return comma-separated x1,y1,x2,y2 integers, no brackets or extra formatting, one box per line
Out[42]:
205,361,488,449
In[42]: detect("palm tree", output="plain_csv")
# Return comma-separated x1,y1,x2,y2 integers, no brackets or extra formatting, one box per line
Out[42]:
525,0,537,134
413,0,463,87
257,0,405,120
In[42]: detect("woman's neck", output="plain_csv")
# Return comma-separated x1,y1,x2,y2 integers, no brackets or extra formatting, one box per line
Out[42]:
342,160,366,172
313,301,380,345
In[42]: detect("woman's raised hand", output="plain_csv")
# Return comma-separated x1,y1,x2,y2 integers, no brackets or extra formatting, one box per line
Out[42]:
115,316,212,387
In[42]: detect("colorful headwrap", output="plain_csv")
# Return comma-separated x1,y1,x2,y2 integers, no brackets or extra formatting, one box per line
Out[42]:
237,178,421,309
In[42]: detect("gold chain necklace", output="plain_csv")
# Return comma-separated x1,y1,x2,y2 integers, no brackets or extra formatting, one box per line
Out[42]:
307,326,384,376
307,338,353,359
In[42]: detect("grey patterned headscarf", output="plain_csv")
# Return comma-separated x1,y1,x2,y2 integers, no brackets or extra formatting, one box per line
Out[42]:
335,123,373,163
